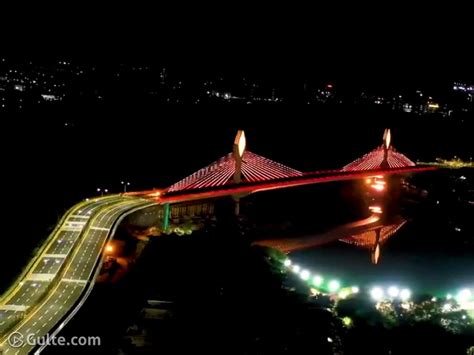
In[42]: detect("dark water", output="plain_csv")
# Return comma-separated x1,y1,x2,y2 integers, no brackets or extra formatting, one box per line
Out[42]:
290,169,474,297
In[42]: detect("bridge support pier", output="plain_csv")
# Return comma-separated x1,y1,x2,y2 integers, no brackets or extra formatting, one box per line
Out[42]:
162,203,170,232
233,196,240,216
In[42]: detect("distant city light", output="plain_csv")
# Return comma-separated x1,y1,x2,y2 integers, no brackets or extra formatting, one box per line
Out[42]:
283,259,292,267
292,265,300,273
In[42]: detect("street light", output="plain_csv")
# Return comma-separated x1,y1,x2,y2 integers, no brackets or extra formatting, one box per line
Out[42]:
96,188,109,196
121,181,131,192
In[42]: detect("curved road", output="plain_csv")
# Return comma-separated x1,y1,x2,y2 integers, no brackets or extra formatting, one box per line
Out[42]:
0,196,155,354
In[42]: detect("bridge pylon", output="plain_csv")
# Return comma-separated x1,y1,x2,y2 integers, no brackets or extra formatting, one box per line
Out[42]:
381,128,391,169
232,130,246,215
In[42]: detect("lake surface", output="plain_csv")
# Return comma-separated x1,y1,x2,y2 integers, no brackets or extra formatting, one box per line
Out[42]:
290,170,474,297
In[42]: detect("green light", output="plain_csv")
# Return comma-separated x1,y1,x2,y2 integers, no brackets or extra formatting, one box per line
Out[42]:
312,275,323,287
328,280,341,292
342,316,352,327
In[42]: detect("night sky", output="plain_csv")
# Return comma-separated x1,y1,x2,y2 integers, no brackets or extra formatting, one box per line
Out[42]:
2,4,472,81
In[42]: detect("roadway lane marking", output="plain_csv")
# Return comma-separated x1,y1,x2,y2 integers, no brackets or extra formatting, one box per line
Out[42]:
43,254,67,258
90,226,110,231
0,305,28,312
64,221,86,226
61,279,88,284
27,274,55,281
69,215,90,219
60,226,84,232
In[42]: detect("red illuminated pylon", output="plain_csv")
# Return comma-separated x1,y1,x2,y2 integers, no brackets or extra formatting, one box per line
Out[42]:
342,129,415,171
167,132,302,193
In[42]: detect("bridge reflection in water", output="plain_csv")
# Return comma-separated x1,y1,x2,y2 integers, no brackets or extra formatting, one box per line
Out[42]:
254,215,406,261
340,219,407,264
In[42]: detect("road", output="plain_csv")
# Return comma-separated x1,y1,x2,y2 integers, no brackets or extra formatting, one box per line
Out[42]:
0,195,155,354
157,166,436,204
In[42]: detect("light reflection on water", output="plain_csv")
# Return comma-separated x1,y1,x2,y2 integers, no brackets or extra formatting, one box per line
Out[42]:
290,216,474,296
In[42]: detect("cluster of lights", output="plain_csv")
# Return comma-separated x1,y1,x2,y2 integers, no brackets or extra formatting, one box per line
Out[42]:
369,286,411,302
366,176,386,192
283,258,358,298
283,259,473,317
368,205,383,214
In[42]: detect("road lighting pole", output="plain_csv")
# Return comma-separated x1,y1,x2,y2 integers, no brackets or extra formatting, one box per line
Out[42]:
97,188,109,196
121,181,130,192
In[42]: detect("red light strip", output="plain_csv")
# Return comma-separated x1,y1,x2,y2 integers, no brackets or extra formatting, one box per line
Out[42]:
343,145,415,172
167,151,302,192
160,166,436,203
